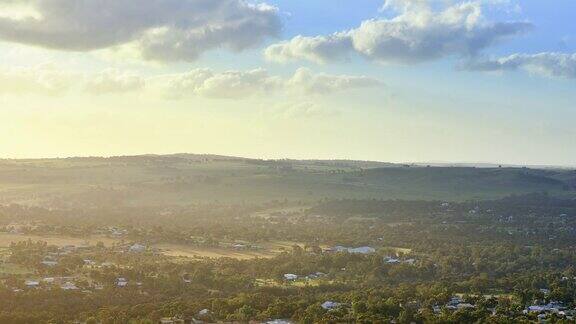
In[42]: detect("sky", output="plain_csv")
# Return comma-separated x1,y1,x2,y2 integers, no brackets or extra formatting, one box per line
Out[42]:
0,0,575,166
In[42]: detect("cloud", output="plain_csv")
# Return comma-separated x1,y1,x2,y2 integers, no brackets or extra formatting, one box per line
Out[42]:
287,68,382,95
0,65,144,95
462,52,576,79
155,68,282,99
258,100,341,120
266,101,341,119
84,69,145,94
0,64,75,95
0,0,281,62
155,67,381,99
265,1,531,65
0,65,381,98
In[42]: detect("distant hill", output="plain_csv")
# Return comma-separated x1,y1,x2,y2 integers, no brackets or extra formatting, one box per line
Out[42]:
0,154,574,208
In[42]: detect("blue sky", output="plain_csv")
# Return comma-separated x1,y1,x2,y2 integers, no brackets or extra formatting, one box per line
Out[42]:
0,0,574,165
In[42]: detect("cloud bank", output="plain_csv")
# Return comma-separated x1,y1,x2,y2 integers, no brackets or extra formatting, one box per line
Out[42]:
0,0,281,62
265,0,531,65
0,66,381,98
154,67,381,98
463,52,576,79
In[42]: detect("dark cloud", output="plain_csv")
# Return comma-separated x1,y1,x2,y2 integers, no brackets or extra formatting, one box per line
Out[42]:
0,0,281,62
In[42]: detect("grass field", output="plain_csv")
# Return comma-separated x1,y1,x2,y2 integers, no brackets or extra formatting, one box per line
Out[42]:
0,232,299,260
156,241,302,260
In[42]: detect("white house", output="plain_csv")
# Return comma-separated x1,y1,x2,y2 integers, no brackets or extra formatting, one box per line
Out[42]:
61,282,78,290
329,246,376,254
348,246,376,254
321,301,341,310
25,280,40,288
129,244,146,253
384,256,401,264
41,260,58,267
116,278,129,287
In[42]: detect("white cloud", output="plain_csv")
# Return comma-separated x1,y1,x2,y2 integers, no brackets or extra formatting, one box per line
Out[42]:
155,67,381,99
0,65,145,95
0,65,381,98
287,68,382,95
264,101,341,119
0,0,281,62
463,52,576,79
265,1,531,65
280,101,340,119
0,64,75,95
84,69,145,94
155,68,282,99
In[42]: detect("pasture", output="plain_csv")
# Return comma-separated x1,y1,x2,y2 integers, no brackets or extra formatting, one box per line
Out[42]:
156,241,302,260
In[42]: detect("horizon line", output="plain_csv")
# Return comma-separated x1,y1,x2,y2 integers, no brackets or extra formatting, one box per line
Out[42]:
1,152,574,169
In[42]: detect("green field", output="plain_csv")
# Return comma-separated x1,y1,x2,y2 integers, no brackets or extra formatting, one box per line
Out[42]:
0,154,574,207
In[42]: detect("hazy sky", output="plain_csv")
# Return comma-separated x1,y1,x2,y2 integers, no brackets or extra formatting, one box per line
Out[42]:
0,0,575,165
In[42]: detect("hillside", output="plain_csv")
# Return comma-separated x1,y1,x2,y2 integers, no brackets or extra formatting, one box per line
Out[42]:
0,155,574,208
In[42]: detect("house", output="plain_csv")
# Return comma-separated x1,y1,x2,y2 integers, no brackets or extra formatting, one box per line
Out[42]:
328,246,376,254
41,260,58,267
159,318,185,324
129,244,146,253
321,301,341,310
348,246,376,254
25,280,40,288
539,288,551,295
61,282,78,290
284,274,298,281
60,245,77,253
384,256,401,264
456,303,475,310
525,301,565,314
83,259,97,266
331,246,349,253
116,278,128,287
538,313,547,321
447,296,463,306
404,258,417,265
445,296,476,310
306,272,326,279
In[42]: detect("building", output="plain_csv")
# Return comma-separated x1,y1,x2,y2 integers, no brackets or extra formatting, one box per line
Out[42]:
129,243,146,253
158,318,185,324
321,301,341,310
25,280,40,288
327,246,376,254
116,278,128,287
61,282,78,290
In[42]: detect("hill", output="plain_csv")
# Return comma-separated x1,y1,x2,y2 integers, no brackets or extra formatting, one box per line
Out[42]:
0,154,574,208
